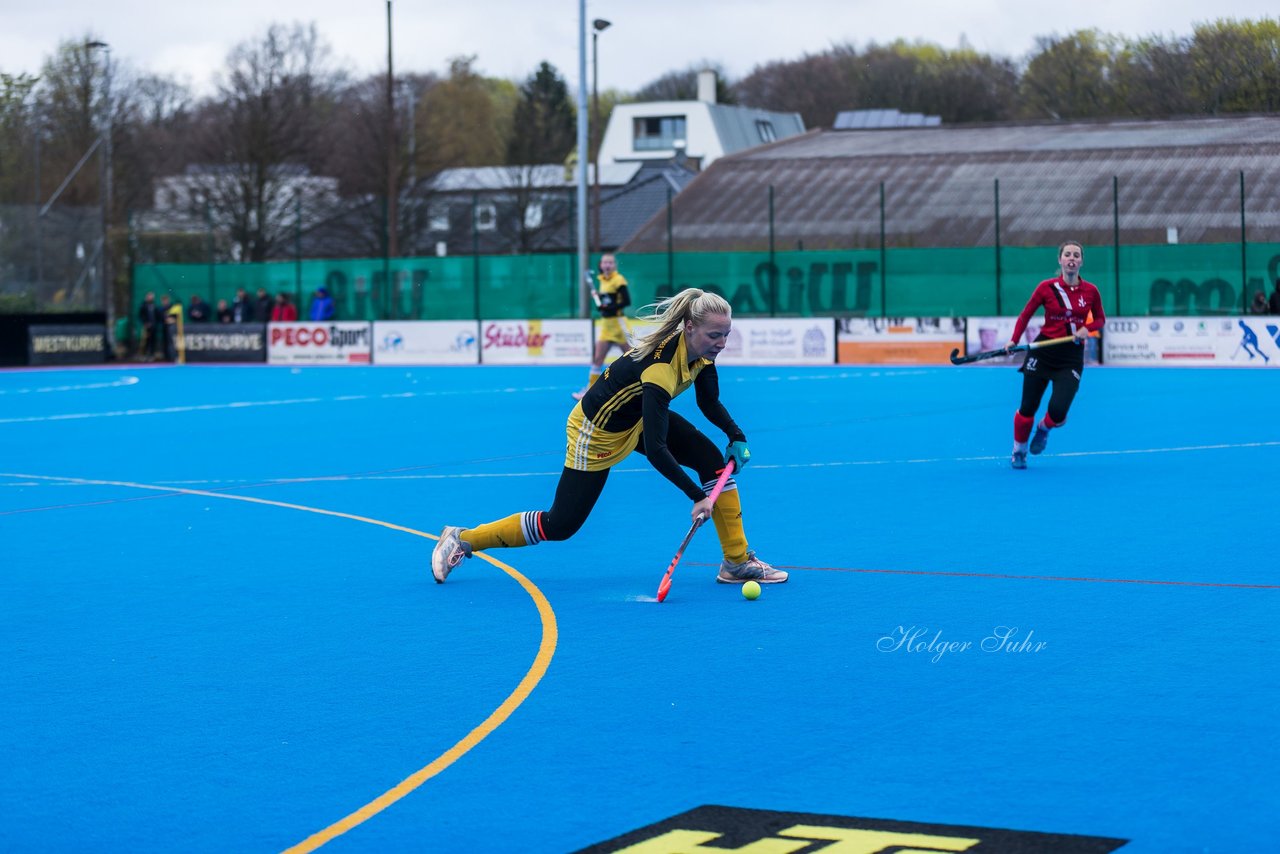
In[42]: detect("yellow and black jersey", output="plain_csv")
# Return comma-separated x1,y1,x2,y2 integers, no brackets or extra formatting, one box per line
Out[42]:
595,272,630,318
565,330,744,499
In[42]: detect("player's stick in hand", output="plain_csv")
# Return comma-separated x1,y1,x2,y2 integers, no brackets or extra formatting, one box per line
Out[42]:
583,270,602,308
949,335,1076,365
656,459,735,603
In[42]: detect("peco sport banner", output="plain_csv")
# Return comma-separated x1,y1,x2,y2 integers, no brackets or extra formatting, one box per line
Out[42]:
1103,316,1280,367
181,323,266,362
837,317,965,364
715,318,835,365
372,321,480,365
479,319,592,365
27,324,107,366
267,321,372,365
965,316,1101,366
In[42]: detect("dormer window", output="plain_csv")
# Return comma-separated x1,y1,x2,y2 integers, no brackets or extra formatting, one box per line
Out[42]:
755,120,776,143
634,116,687,151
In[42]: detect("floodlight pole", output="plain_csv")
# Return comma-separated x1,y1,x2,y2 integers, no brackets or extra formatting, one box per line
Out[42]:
87,41,114,350
575,0,590,316
591,19,611,255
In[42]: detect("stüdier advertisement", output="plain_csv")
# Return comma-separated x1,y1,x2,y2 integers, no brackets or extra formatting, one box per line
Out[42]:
267,321,373,364
715,318,834,365
837,317,965,364
965,316,1101,366
479,319,592,365
1103,316,1279,367
372,321,479,365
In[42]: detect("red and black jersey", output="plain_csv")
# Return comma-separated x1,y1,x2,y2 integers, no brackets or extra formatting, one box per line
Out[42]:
1011,277,1106,344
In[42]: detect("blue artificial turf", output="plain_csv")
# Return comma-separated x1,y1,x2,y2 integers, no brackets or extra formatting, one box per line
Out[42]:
1,363,1276,852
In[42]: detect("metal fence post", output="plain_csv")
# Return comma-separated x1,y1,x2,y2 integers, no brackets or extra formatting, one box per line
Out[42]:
994,178,1002,315
472,192,480,320
768,184,776,316
1240,170,1247,312
666,186,674,293
878,181,886,318
1112,177,1121,315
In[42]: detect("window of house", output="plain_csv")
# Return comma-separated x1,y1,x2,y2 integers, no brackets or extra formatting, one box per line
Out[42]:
475,202,497,232
523,202,543,230
756,120,777,143
428,204,450,232
633,115,687,151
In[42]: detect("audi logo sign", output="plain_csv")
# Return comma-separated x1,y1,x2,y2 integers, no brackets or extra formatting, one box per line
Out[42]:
1107,320,1140,333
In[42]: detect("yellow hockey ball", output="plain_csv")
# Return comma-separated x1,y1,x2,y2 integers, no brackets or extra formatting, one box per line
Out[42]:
742,580,761,600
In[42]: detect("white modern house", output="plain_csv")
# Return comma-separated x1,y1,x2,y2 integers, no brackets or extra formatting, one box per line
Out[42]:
597,71,806,171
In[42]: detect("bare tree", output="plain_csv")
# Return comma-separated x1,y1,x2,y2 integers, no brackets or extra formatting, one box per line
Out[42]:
1111,35,1197,117
634,62,736,103
189,22,345,262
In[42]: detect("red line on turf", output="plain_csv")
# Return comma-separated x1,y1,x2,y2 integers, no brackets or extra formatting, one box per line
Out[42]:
687,562,1280,589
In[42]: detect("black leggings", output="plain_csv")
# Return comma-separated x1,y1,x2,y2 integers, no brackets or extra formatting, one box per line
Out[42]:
1018,368,1081,425
540,412,723,541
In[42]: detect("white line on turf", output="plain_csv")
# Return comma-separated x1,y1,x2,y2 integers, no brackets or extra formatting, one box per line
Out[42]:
0,385,569,424
0,376,140,395
4,440,1276,489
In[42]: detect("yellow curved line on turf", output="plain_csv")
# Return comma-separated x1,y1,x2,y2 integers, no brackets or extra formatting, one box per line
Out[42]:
5,472,558,853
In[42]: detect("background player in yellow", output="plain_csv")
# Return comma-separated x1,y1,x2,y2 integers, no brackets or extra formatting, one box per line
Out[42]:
573,253,632,400
433,288,786,587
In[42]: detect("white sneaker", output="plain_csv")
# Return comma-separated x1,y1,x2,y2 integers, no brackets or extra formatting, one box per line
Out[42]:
571,387,587,400
717,551,788,584
431,526,471,583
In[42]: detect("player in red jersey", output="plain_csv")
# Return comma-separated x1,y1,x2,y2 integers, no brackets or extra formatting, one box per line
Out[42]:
1006,240,1106,469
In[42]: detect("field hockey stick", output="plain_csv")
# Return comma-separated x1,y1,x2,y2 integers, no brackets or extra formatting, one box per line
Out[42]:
583,270,602,308
656,459,735,603
950,335,1076,365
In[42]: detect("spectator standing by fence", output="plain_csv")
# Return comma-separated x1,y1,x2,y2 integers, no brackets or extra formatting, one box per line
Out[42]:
255,288,273,322
309,287,335,321
232,288,253,323
271,293,298,322
138,291,162,361
188,295,210,323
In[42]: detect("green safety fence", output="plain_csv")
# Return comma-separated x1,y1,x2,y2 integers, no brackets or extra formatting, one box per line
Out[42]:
132,242,1280,321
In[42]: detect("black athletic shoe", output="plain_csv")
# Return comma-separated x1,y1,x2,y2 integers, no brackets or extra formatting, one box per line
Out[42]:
1030,426,1050,455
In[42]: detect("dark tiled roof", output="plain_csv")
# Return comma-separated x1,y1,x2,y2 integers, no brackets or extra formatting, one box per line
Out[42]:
621,116,1280,252
597,161,697,248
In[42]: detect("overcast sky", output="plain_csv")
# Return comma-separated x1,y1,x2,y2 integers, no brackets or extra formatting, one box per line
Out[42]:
2,0,1276,96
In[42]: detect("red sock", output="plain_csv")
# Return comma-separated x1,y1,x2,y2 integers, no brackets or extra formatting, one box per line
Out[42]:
1014,411,1034,443
1040,414,1061,430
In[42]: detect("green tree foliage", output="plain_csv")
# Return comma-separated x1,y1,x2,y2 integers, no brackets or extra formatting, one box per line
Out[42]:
1018,30,1117,120
1188,18,1280,113
0,72,40,203
506,61,576,166
419,56,511,169
36,40,108,208
737,41,1016,127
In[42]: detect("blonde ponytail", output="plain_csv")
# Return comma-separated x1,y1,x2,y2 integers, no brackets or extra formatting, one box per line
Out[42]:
629,289,732,360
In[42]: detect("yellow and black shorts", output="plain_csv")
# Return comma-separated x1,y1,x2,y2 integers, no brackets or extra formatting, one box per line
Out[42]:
564,403,643,471
596,316,630,347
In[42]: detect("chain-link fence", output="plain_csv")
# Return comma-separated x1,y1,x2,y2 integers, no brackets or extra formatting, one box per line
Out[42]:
0,203,104,313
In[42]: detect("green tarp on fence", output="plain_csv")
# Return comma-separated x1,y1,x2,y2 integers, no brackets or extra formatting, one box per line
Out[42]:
133,242,1280,320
